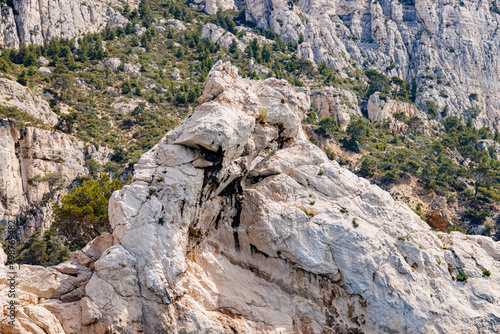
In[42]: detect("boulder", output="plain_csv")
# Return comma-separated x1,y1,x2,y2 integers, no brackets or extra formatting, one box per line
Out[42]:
171,68,181,80
38,66,51,74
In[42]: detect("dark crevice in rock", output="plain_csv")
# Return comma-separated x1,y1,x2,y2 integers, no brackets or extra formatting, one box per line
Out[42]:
250,243,269,258
214,210,223,230
199,146,224,204
220,177,244,251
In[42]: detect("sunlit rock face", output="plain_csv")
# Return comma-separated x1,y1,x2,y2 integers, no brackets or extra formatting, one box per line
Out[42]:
204,0,500,130
0,0,128,48
0,61,499,333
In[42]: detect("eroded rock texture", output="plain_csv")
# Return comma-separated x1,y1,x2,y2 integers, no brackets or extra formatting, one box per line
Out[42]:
0,0,128,48
203,0,500,129
0,78,111,238
0,61,499,333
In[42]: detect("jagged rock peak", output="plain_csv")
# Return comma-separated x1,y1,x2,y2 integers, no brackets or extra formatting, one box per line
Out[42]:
0,61,499,333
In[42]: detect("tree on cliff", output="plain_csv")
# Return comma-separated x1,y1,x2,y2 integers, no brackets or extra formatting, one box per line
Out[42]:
52,174,123,250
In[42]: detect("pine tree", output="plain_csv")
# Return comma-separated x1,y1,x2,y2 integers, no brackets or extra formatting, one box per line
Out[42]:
17,70,28,86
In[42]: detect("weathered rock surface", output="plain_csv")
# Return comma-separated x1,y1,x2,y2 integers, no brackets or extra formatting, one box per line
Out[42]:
123,63,141,76
171,68,182,80
104,58,121,71
1,61,498,333
38,66,51,74
0,122,88,237
202,0,500,130
0,78,58,126
0,77,112,237
476,139,500,161
37,57,49,66
204,0,236,15
249,59,270,76
0,0,127,47
310,86,361,130
201,23,246,52
166,19,186,31
0,78,106,237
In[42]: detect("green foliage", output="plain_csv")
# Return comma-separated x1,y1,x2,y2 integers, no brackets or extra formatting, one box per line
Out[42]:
17,70,28,86
52,174,123,250
414,203,424,219
365,69,390,96
303,108,319,125
446,224,467,234
27,173,64,192
456,272,468,282
426,100,438,119
11,230,71,266
0,106,41,126
359,157,376,177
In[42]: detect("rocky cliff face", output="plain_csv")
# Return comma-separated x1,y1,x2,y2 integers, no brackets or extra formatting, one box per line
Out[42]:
0,122,90,238
0,77,111,239
310,86,361,130
0,0,128,48
203,0,500,130
1,61,498,333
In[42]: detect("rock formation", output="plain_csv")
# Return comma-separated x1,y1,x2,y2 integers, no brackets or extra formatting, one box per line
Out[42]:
0,78,58,126
0,61,498,333
0,122,90,238
310,86,361,130
366,91,439,134
201,23,246,52
0,0,128,48
201,0,500,130
0,78,110,238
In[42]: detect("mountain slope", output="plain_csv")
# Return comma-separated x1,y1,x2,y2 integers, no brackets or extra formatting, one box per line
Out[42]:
200,0,500,129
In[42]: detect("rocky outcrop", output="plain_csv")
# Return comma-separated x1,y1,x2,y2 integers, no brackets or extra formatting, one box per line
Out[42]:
0,77,106,237
0,0,127,48
1,61,499,333
0,123,88,238
0,121,115,239
366,92,434,134
201,23,246,52
202,0,500,130
310,86,361,130
204,0,236,15
476,139,500,160
0,78,58,126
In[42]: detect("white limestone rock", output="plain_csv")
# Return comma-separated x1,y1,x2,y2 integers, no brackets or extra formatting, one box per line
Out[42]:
171,68,181,80
0,61,499,333
167,19,186,31
310,86,361,130
249,59,270,76
204,0,236,15
38,66,51,74
123,63,141,76
476,140,500,160
104,57,121,71
4,0,127,47
367,92,438,134
212,0,500,130
201,23,245,52
0,120,113,238
37,56,49,66
0,78,57,125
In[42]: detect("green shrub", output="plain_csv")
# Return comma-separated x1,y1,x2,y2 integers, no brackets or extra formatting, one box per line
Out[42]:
52,174,123,250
